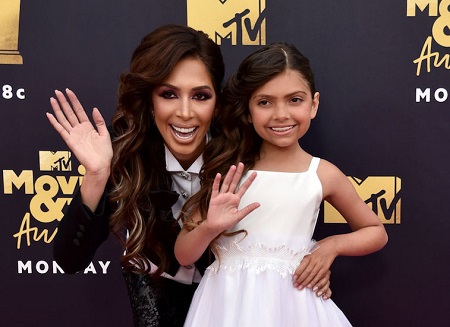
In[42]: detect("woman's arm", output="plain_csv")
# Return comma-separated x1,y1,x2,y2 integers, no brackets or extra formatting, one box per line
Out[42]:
47,89,114,272
175,164,260,266
53,187,111,273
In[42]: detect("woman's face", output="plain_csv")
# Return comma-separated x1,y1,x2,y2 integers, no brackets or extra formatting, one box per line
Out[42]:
152,57,216,169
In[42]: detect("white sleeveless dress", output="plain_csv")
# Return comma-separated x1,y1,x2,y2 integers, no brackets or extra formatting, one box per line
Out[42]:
184,157,352,326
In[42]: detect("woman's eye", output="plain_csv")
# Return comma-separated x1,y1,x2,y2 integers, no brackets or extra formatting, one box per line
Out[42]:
160,91,176,99
291,97,303,103
258,100,270,106
193,92,212,101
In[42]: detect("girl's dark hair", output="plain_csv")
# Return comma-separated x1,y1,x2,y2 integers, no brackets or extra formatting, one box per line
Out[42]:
109,24,224,275
181,43,315,248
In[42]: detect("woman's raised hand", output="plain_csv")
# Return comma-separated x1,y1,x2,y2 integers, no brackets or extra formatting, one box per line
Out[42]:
46,89,113,176
205,163,260,233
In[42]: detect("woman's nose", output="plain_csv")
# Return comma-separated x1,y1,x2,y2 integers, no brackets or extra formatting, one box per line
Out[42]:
177,98,193,119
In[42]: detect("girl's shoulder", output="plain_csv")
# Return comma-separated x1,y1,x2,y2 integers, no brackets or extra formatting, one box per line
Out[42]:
316,159,353,199
316,158,342,175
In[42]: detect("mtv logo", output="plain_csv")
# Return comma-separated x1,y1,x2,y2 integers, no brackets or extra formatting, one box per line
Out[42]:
39,151,72,172
187,0,266,45
324,176,401,224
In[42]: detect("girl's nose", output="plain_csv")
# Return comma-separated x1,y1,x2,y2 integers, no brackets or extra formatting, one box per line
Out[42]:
273,103,289,119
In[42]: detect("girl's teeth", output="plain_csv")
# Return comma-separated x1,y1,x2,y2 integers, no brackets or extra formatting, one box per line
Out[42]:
272,126,293,132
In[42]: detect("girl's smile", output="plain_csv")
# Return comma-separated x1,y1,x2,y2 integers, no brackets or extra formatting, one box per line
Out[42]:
248,69,319,151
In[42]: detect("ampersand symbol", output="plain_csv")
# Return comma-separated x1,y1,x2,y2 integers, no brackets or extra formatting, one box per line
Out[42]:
29,175,70,223
432,0,450,47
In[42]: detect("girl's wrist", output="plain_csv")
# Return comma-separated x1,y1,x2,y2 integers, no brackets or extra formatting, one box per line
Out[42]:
319,236,341,258
199,219,222,241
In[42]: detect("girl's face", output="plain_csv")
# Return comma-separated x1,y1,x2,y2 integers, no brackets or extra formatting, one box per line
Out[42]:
248,69,319,151
152,57,216,169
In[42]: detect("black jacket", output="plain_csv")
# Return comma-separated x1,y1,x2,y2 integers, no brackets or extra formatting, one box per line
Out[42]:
53,187,187,276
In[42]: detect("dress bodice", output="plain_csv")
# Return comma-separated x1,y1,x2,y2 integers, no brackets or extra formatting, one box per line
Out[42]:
210,157,323,276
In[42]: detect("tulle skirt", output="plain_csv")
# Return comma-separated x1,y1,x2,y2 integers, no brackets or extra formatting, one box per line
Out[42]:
184,264,352,327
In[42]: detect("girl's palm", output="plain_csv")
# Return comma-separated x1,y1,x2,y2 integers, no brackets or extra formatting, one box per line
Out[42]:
205,163,260,233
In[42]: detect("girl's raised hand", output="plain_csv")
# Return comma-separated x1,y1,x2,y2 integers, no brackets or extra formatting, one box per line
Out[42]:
204,163,260,234
46,89,113,176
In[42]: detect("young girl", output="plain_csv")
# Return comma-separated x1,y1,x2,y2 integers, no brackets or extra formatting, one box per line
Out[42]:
175,43,388,326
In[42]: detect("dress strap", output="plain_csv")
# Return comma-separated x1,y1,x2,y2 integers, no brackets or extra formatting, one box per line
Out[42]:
308,157,320,172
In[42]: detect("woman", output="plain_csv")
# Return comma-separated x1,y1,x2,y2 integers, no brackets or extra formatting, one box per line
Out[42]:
47,25,331,326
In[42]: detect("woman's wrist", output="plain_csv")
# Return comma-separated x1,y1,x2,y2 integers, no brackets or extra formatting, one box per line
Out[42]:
79,168,110,211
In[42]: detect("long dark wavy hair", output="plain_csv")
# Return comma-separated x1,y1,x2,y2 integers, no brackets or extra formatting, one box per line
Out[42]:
182,43,316,245
108,25,224,275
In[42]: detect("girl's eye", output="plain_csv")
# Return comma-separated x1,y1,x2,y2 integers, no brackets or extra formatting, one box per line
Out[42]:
193,92,212,101
258,100,270,106
160,91,177,99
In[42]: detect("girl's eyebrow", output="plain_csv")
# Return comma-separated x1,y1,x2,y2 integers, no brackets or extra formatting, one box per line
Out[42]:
284,90,308,98
252,90,308,100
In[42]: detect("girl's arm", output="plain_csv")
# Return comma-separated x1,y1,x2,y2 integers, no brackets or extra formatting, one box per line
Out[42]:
294,159,388,287
319,160,388,256
175,163,260,266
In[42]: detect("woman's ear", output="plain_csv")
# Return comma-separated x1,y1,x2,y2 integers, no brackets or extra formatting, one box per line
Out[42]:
248,114,253,123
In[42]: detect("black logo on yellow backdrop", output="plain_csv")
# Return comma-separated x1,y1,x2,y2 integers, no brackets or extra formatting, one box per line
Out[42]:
0,0,23,65
187,0,266,45
39,151,72,171
324,176,401,224
407,0,450,75
3,151,84,249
